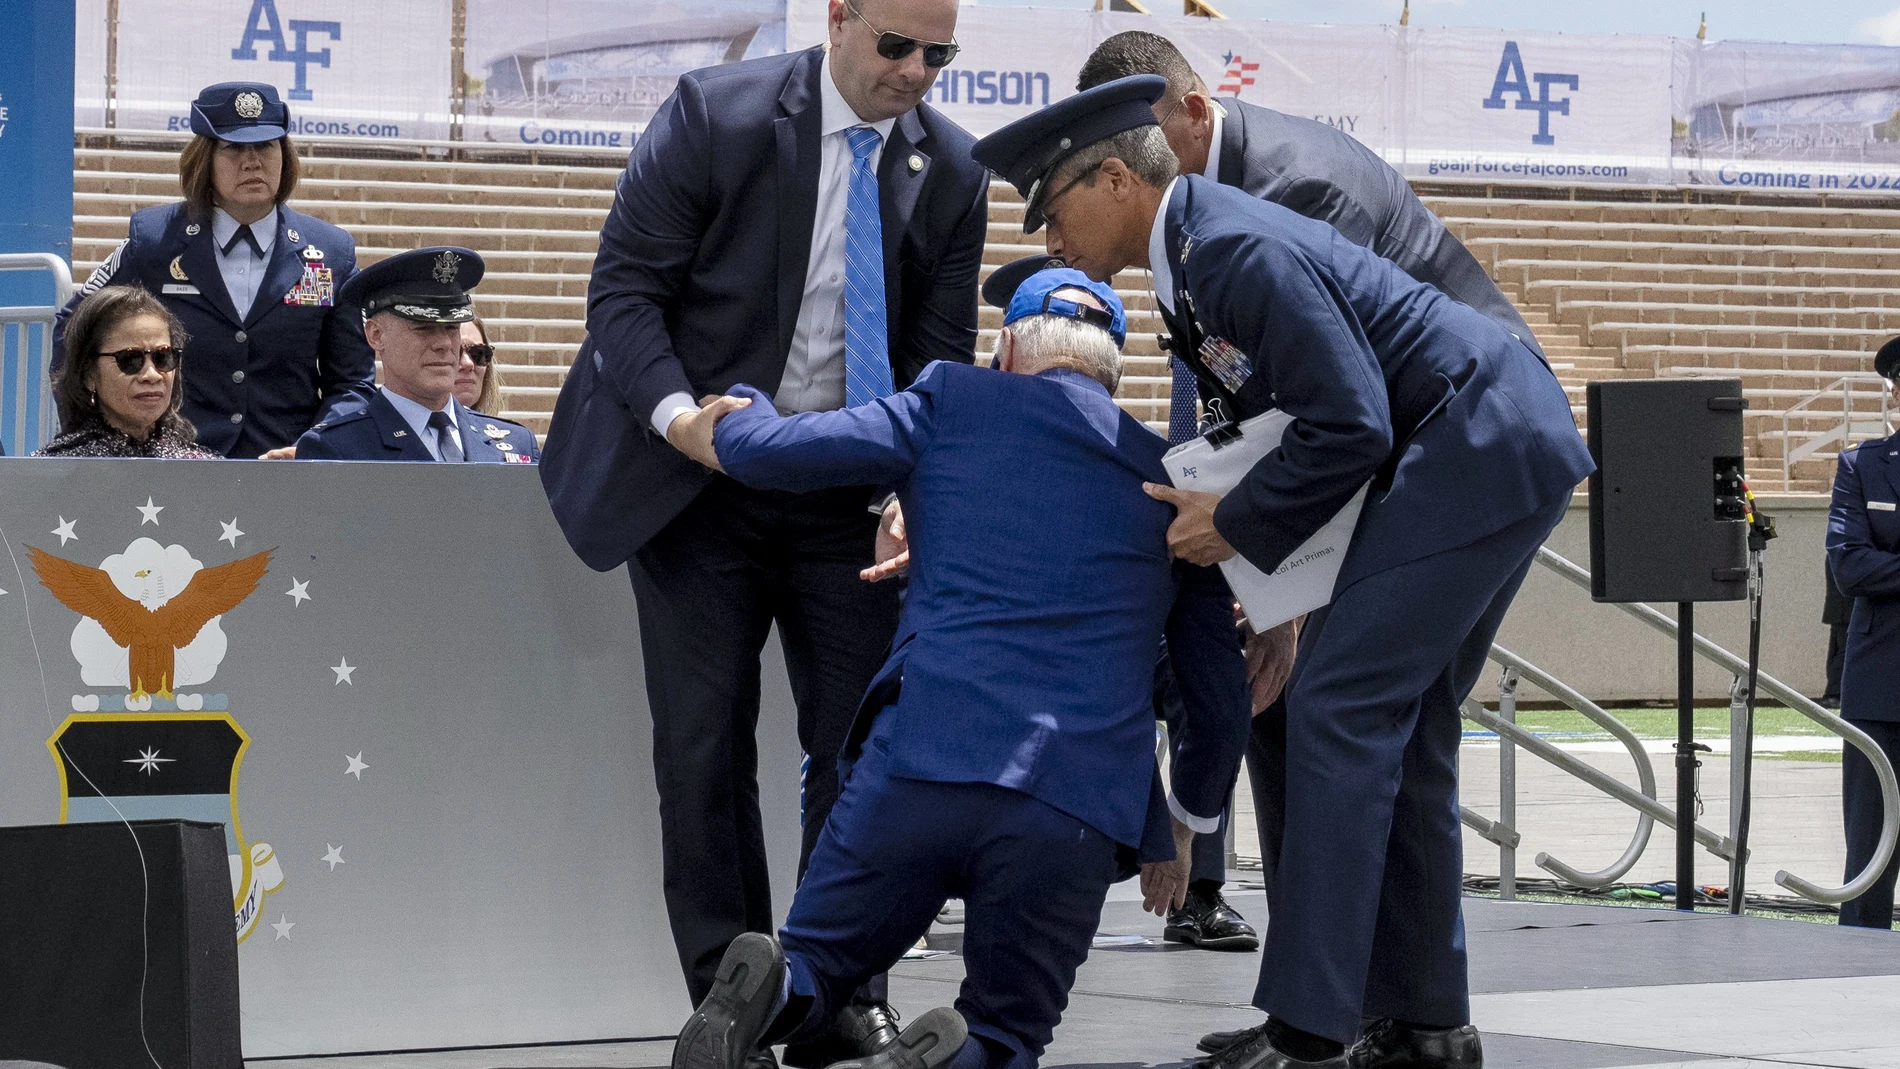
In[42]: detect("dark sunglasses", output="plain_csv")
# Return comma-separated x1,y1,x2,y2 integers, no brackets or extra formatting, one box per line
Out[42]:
462,343,494,367
847,1,959,68
99,347,181,375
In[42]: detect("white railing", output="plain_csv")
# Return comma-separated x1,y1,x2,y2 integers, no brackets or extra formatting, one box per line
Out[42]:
1779,374,1893,489
0,254,75,457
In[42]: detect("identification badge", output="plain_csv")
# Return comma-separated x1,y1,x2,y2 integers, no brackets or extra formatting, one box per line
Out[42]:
162,283,201,295
282,265,335,307
1197,334,1255,395
1871,501,1896,512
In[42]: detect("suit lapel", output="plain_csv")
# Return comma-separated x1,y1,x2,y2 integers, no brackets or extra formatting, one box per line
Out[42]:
878,109,930,340
1217,102,1246,187
369,392,437,460
454,403,504,464
178,224,243,328
246,211,308,329
774,48,824,365
1872,431,1900,505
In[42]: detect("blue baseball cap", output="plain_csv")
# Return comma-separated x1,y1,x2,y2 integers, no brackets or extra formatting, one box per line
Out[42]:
1004,266,1126,349
189,82,290,144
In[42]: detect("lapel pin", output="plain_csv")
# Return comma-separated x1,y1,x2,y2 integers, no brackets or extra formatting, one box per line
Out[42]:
286,228,301,243
496,441,515,452
302,246,325,260
169,256,188,281
393,429,408,437
483,424,509,439
185,223,201,237
908,154,923,173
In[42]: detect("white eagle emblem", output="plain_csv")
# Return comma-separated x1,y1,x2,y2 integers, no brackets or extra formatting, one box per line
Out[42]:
431,250,461,284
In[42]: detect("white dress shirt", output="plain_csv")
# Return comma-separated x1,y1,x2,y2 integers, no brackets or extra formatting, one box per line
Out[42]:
650,53,897,437
210,206,278,320
1148,176,1183,316
1204,99,1227,182
381,386,459,461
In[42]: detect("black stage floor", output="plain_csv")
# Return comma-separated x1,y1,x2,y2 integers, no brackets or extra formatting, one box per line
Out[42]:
252,892,1900,1069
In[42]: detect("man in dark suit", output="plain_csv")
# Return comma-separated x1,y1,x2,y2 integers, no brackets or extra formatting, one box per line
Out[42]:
665,269,1244,1069
538,2,987,1060
1075,33,1546,964
974,77,1593,1069
295,248,539,463
1826,338,1900,930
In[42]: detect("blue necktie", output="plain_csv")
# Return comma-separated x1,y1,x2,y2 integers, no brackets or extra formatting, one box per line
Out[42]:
843,127,893,408
1167,358,1200,444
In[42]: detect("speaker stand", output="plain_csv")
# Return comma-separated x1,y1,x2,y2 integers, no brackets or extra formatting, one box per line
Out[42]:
1676,601,1696,911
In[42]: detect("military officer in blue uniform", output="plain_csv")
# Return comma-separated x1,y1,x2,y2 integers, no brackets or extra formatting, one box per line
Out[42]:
659,268,1247,1069
972,78,1595,1069
296,247,539,464
55,82,374,458
1827,338,1900,930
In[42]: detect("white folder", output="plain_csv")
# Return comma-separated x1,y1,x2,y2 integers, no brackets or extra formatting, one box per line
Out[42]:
1162,410,1369,630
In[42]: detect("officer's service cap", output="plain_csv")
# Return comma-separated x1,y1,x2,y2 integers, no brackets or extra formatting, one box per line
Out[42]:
981,255,1065,310
971,74,1167,234
189,82,291,144
1002,262,1127,349
342,247,486,325
1877,336,1900,381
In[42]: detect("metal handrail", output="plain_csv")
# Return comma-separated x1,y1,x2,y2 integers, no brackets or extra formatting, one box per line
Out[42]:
1531,546,1900,904
0,254,76,457
1779,375,1893,488
0,253,75,306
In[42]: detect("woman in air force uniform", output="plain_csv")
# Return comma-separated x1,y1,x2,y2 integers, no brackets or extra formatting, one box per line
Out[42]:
57,81,373,458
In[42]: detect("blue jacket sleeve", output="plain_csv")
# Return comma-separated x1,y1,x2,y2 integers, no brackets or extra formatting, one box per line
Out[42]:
583,75,712,421
315,244,377,415
1194,230,1393,574
1828,447,1900,598
1161,563,1251,831
714,366,944,491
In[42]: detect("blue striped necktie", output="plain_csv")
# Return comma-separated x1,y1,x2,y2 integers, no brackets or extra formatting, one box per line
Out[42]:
1167,358,1199,444
843,126,894,408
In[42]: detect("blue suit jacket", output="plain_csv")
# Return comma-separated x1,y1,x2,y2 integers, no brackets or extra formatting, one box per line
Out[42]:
1159,177,1594,590
540,46,991,571
56,202,375,457
295,392,540,463
1828,429,1900,723
714,362,1247,849
1215,99,1540,359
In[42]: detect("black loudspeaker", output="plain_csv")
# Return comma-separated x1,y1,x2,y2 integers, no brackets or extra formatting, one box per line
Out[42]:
0,820,241,1069
1587,378,1750,604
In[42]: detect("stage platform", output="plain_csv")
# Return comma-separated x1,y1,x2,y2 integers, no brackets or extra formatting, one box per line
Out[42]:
248,890,1900,1069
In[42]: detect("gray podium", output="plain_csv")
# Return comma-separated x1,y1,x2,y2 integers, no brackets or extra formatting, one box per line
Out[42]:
0,458,807,1057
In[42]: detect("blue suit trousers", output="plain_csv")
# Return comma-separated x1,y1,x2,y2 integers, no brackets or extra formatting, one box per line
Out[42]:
779,723,1121,1069
1840,719,1900,929
1255,493,1570,1042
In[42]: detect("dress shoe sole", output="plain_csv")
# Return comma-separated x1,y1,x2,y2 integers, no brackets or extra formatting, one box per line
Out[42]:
822,1007,969,1069
1164,928,1260,952
672,933,785,1069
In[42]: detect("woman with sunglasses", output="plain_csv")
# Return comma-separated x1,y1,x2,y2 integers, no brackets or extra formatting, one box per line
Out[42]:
455,317,506,415
38,287,219,459
54,81,374,459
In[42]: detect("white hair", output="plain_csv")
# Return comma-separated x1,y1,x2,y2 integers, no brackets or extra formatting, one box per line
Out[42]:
991,311,1123,392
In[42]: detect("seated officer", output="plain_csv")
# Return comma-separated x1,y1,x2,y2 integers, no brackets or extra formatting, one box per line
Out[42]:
296,247,538,463
661,269,1239,1069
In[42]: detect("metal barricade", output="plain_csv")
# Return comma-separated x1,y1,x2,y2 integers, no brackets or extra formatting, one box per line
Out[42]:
0,253,75,457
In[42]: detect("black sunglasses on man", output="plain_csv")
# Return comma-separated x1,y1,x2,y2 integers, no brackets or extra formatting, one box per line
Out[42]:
846,0,960,68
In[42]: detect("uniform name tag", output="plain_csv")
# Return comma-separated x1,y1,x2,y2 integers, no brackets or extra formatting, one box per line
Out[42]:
162,284,200,295
1871,501,1896,511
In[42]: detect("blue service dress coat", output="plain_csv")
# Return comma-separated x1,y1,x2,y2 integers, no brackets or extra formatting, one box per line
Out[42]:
56,202,375,457
1828,429,1900,724
1158,176,1592,586
1213,98,1540,359
712,361,1249,851
539,45,991,572
294,391,540,463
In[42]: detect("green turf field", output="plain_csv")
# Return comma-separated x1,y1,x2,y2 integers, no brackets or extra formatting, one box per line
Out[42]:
1463,705,1844,761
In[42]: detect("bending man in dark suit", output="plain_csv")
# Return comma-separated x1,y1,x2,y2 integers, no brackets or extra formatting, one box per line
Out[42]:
1072,30,1547,967
1826,338,1900,930
537,2,988,1061
664,269,1247,1069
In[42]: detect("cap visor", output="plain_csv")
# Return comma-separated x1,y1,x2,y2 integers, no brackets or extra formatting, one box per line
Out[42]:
386,305,475,324
214,124,287,144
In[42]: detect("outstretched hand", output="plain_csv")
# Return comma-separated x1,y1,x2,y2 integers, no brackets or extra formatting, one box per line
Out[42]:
862,499,909,582
1143,483,1237,566
667,394,753,472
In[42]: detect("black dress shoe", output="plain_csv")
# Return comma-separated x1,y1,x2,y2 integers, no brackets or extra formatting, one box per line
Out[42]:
780,1002,902,1067
1164,887,1261,951
1198,1023,1264,1056
746,1052,779,1069
672,933,788,1069
821,1006,968,1069
1349,1018,1483,1068
1202,1025,1347,1069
